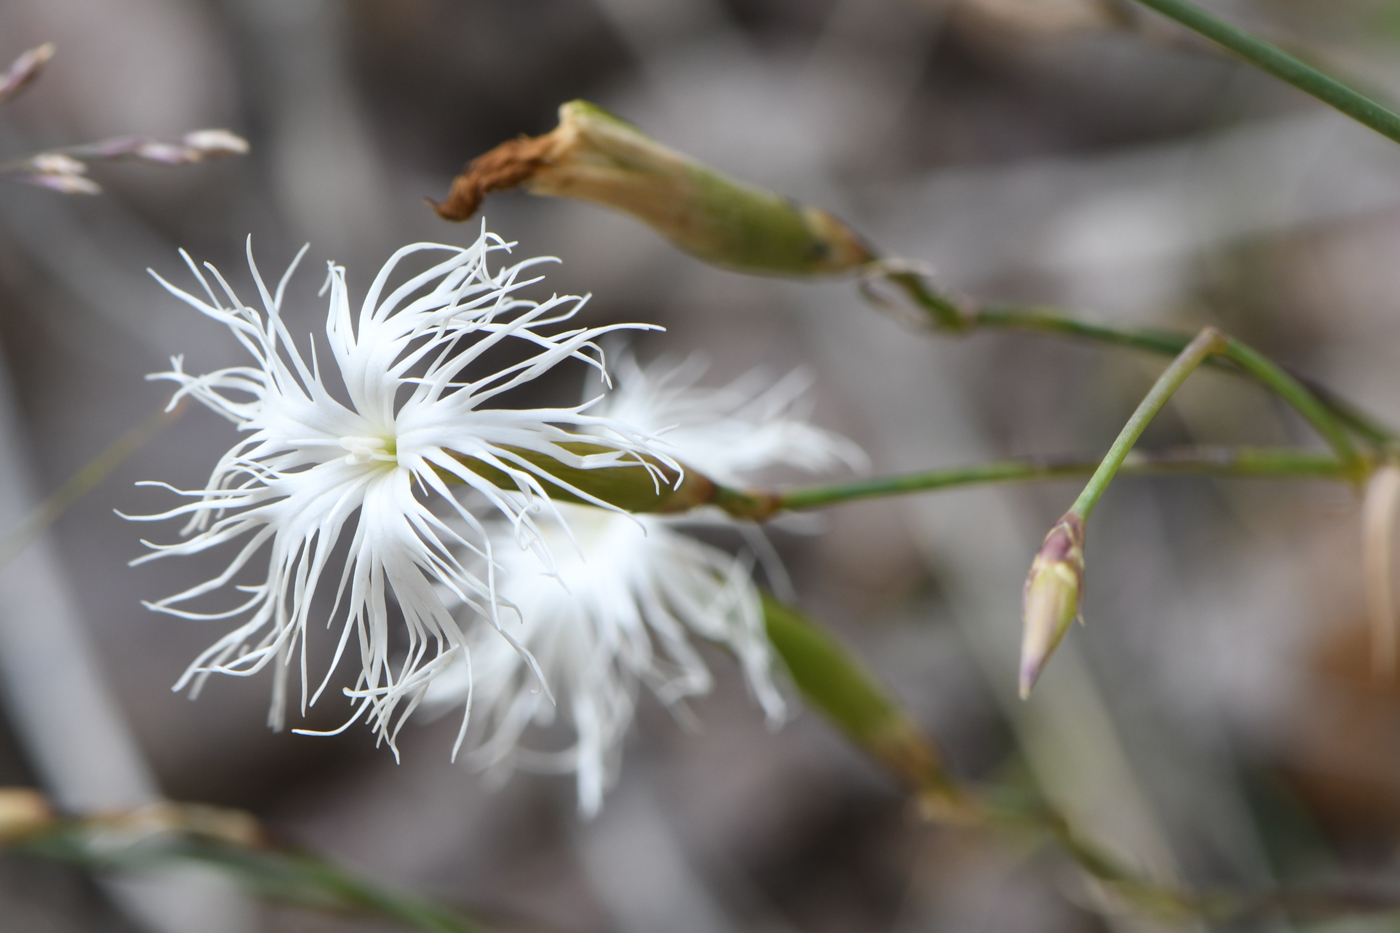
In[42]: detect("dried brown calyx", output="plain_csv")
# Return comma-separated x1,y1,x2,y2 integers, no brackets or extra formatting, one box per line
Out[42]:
431,100,874,277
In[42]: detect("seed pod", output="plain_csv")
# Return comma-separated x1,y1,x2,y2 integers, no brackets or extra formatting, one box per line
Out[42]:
433,100,875,276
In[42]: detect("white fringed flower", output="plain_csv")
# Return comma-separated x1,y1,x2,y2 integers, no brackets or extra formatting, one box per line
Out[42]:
426,355,864,814
601,353,865,487
128,230,664,752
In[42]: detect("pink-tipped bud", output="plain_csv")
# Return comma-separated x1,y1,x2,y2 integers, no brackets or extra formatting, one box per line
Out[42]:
0,42,55,104
1019,512,1085,699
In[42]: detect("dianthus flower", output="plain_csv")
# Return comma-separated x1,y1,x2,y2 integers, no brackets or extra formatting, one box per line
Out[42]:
425,354,864,814
128,229,665,752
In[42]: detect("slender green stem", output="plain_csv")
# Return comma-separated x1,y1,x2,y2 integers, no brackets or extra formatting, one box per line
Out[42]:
768,446,1351,514
967,301,1396,452
1127,0,1400,148
1295,376,1396,449
883,269,968,331
183,845,483,933
19,804,486,933
1218,336,1359,472
0,402,185,570
763,596,1400,925
973,303,1194,356
450,442,1352,521
763,595,1154,913
1011,327,1361,690
1071,327,1228,519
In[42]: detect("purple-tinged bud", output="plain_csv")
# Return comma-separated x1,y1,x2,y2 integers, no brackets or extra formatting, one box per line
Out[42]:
181,129,249,157
26,152,87,176
133,141,195,165
14,152,99,194
88,136,144,159
1019,512,1085,699
79,130,248,166
0,43,55,105
22,172,100,195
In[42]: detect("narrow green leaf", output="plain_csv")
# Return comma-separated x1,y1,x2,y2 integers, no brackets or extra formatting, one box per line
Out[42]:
761,594,963,807
22,820,485,933
1130,0,1400,147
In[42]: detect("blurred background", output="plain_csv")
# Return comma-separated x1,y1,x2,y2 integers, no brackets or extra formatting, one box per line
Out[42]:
1,0,1399,930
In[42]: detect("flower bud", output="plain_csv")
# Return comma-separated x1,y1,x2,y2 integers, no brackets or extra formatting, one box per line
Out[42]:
87,130,249,165
1019,512,1085,698
0,43,55,104
181,128,250,158
26,152,87,176
433,100,874,276
21,172,100,195
19,152,99,195
133,141,192,165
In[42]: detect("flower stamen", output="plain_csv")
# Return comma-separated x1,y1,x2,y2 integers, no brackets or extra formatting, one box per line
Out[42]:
338,435,396,465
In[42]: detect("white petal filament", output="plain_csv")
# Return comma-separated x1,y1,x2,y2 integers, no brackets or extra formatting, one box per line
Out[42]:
426,354,863,813
130,229,664,756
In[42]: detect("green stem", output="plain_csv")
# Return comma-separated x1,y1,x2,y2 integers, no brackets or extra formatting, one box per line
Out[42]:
0,402,185,570
22,814,485,933
1218,336,1359,472
1071,327,1228,520
764,595,1400,925
186,845,483,933
1011,327,1358,690
883,269,968,331
970,301,1395,453
1127,0,1400,148
446,442,1352,522
1295,376,1396,449
974,303,1194,356
764,595,1194,919
769,446,1350,514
